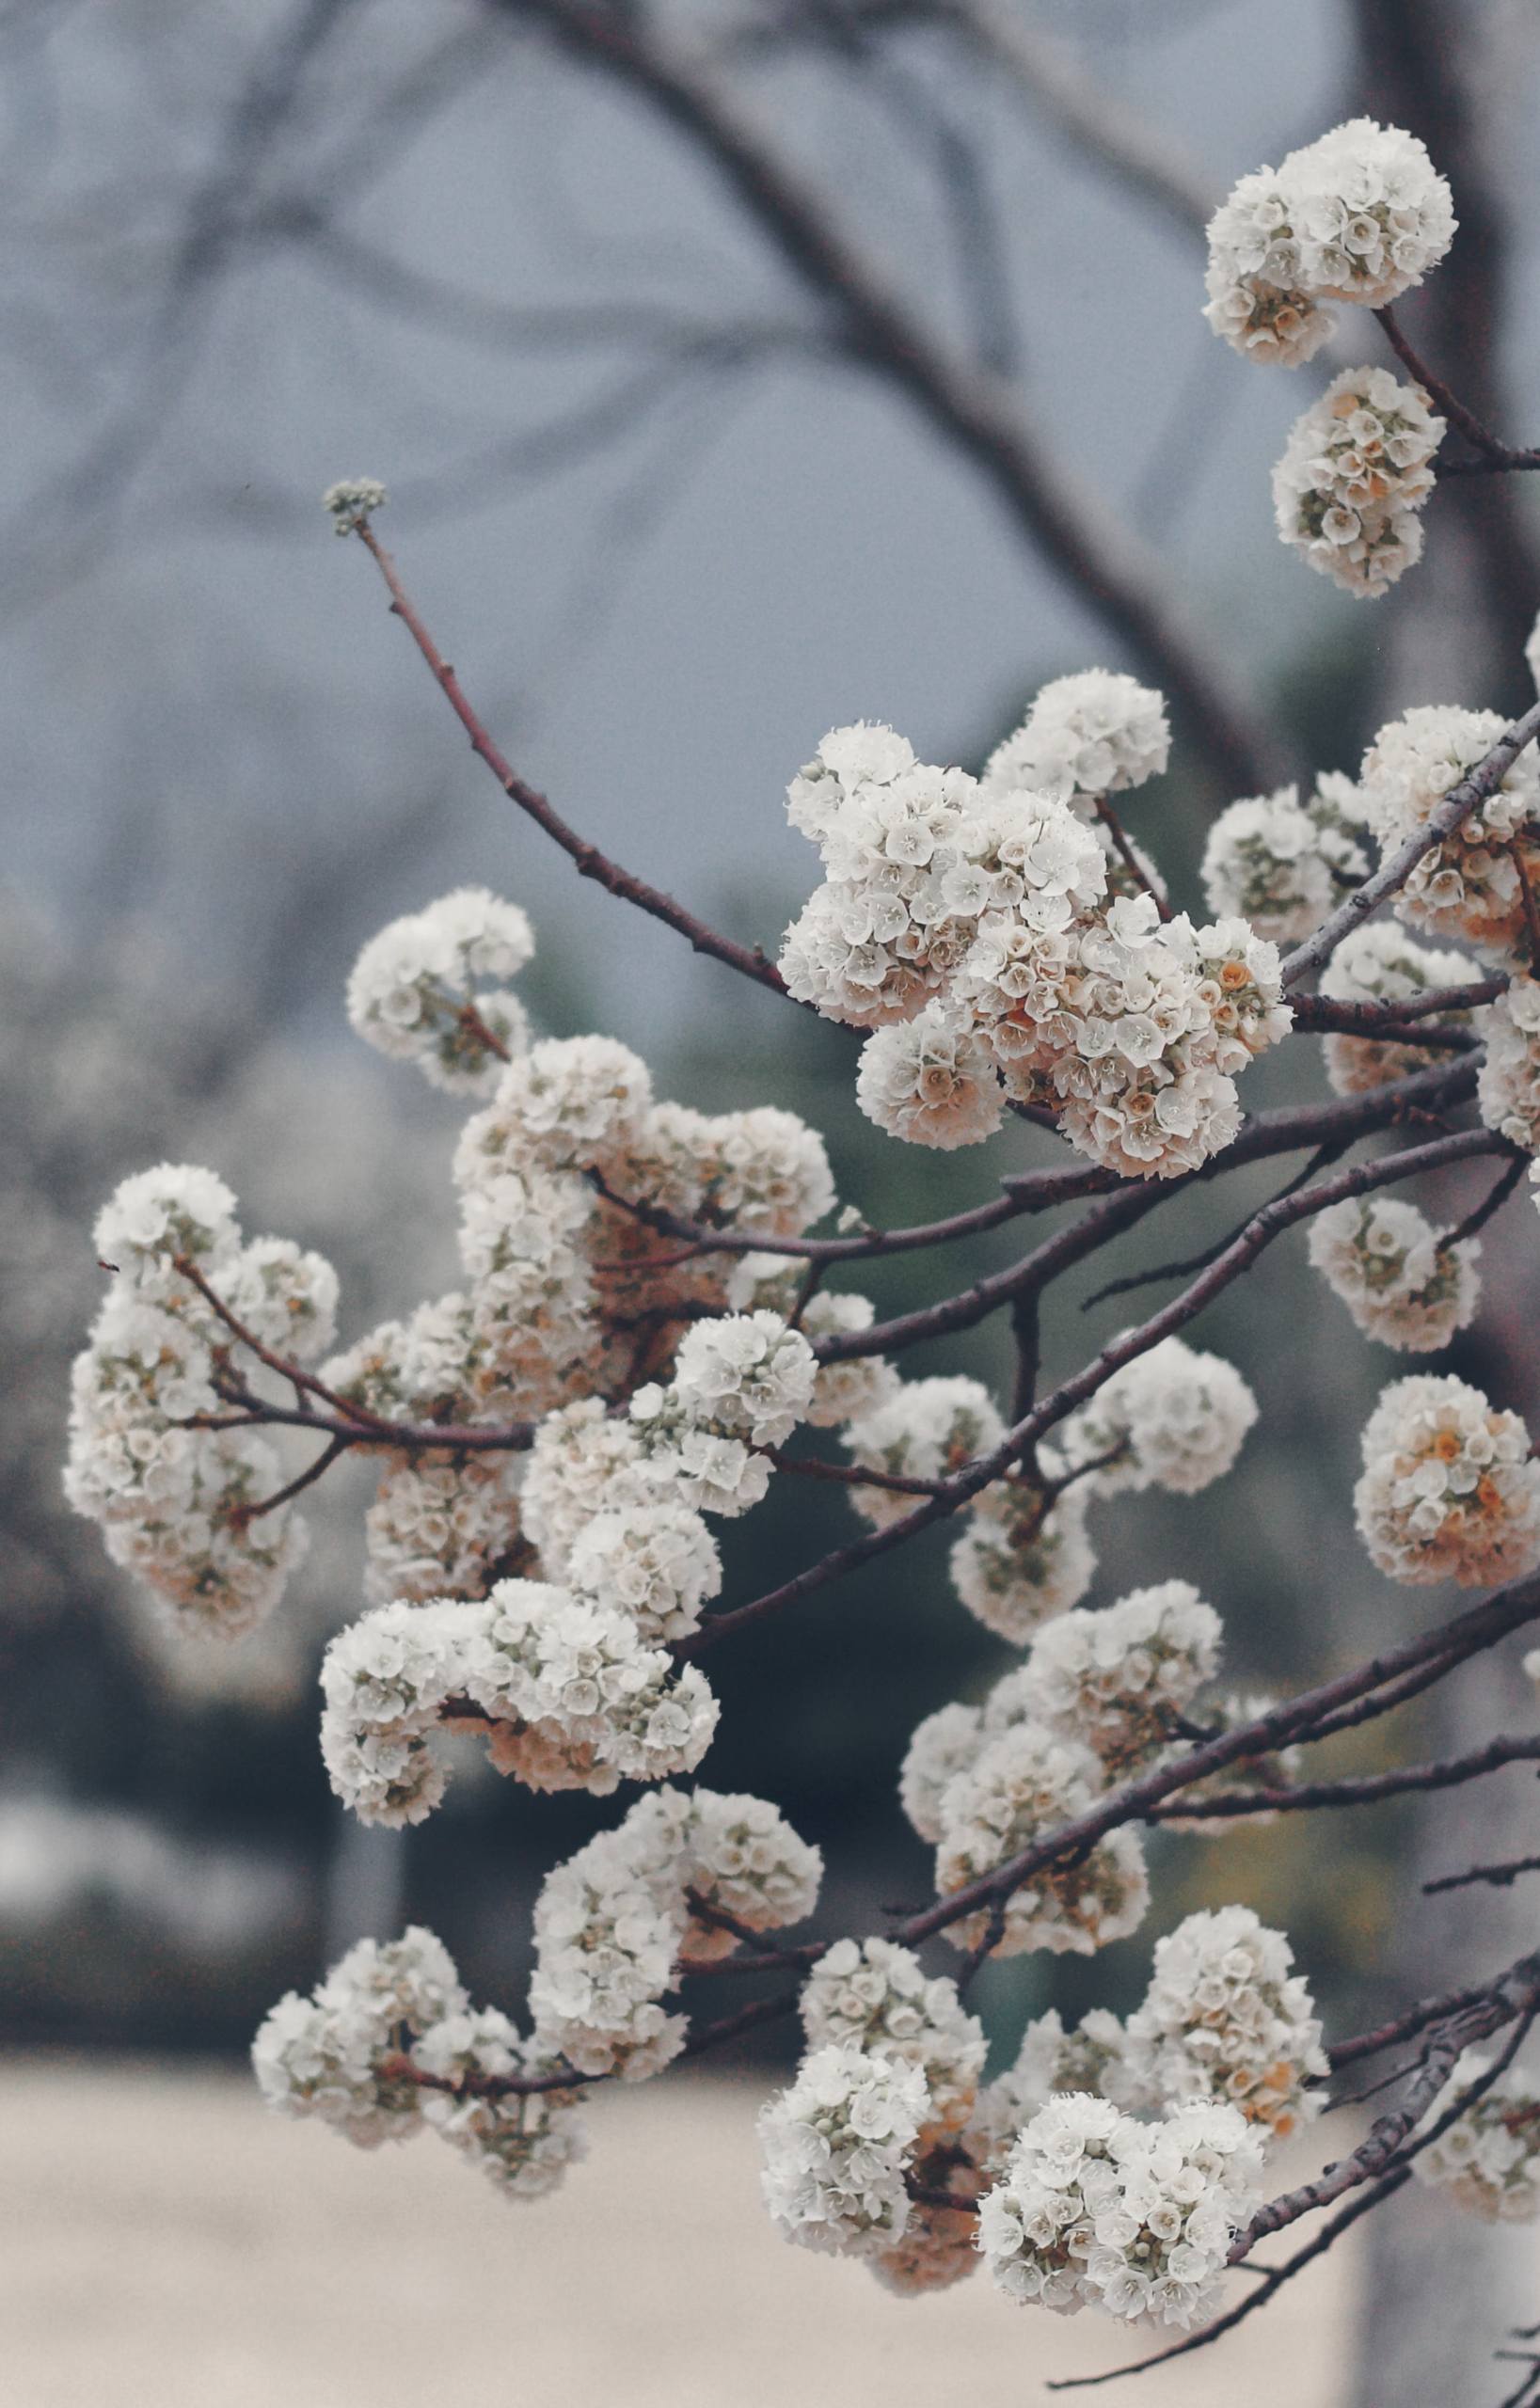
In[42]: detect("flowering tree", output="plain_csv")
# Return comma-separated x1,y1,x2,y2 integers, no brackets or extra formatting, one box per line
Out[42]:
62,115,1540,2391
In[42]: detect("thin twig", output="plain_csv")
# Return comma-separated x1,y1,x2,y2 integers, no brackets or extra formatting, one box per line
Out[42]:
1280,694,1540,985
1425,1852,1540,1896
354,521,792,1003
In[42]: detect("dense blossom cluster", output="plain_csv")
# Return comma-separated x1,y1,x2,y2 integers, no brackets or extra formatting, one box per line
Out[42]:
1061,1336,1260,1500
976,2093,1264,2328
969,2007,1133,2171
1272,368,1443,596
1413,2053,1540,2223
1200,773,1369,943
1308,1196,1480,1352
1008,1582,1222,1782
758,2044,930,2258
844,1375,1003,1531
979,669,1170,816
931,1721,1150,1958
1359,706,1540,962
1355,1374,1540,1586
1319,922,1481,1097
64,1166,337,1637
1121,1907,1327,2140
322,475,388,531
1205,118,1453,366
253,1926,588,2200
347,889,534,1094
780,683,1293,1179
725,1255,897,1427
1478,975,1540,1152
948,1465,1098,1642
800,1940,984,2140
530,1786,821,2078
318,1584,717,1821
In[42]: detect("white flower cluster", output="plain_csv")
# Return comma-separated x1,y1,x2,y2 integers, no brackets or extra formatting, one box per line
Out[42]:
758,2043,930,2258
1061,1336,1260,1500
64,1167,340,1637
800,1940,985,2140
1308,1196,1479,1353
977,2094,1263,2328
1320,921,1481,1097
932,1721,1150,1959
779,723,992,1027
520,1400,660,1569
564,1499,722,1645
948,1465,1098,1643
680,1787,825,1958
362,1449,527,1608
780,693,1288,1180
854,1005,1006,1150
969,2007,1133,2173
844,1375,1003,1532
1359,706,1540,963
668,1310,818,1447
1273,367,1443,596
528,1794,693,2081
1478,974,1540,1152
981,670,1170,818
1121,1907,1327,2142
1201,774,1369,944
725,1254,897,1429
318,1582,717,1823
464,1032,651,1176
957,896,1290,1180
1414,2052,1540,2223
1205,119,1454,366
1355,1374,1540,1587
322,475,387,531
531,1788,820,2079
253,1925,588,2201
346,889,534,1095
613,1310,818,1518
1007,1582,1223,1782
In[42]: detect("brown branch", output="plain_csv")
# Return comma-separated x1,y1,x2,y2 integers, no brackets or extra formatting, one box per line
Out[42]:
1424,1853,1540,1896
1146,1732,1540,1823
1052,1988,1540,2390
174,1253,400,1433
352,521,793,1003
1291,978,1506,1031
183,1390,535,1455
1328,1979,1500,2073
1236,1956,1540,2256
1093,798,1170,918
689,1120,1499,1658
1078,1138,1349,1314
233,1434,352,1525
583,1158,1109,1264
1280,694,1540,986
1377,301,1535,467
762,1448,945,1497
889,1568,1540,1948
1447,1149,1530,1247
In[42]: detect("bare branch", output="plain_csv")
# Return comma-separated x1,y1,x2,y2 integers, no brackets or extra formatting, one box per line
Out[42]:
1281,696,1540,986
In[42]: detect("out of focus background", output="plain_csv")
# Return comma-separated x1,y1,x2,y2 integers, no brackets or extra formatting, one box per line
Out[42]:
5,4,1540,2402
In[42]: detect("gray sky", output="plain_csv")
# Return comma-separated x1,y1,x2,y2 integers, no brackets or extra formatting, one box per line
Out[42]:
8,0,1534,1053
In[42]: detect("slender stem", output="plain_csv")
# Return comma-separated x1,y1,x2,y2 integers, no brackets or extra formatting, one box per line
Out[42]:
1280,695,1540,986
354,522,792,1003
